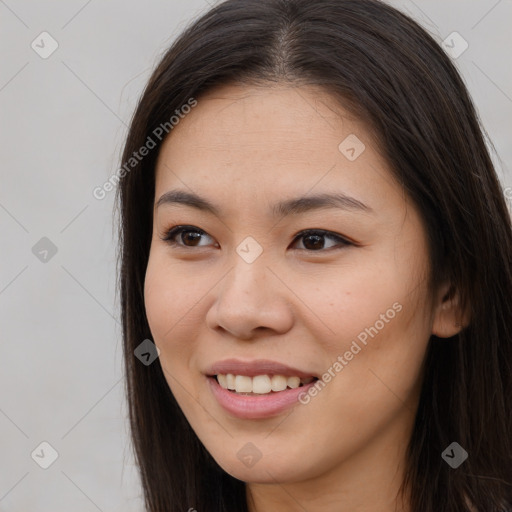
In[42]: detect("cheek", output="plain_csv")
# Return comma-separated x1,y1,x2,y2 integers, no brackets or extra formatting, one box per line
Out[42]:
334,287,430,411
295,286,430,456
297,256,427,351
144,254,210,412
143,253,206,361
300,254,432,405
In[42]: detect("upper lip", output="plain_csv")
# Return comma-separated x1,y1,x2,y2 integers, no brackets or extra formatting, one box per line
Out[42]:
205,358,318,378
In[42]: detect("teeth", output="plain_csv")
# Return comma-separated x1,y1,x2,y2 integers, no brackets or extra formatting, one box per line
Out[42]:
217,374,228,389
287,376,300,389
226,374,236,390
271,375,287,392
252,375,272,394
216,374,315,394
234,375,252,393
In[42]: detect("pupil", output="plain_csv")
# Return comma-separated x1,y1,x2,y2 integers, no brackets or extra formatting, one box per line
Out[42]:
183,231,201,246
304,234,324,250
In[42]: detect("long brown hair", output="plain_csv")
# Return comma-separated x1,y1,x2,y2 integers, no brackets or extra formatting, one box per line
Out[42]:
115,1,512,510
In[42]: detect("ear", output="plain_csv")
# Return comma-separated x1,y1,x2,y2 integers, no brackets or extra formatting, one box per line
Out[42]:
431,281,470,338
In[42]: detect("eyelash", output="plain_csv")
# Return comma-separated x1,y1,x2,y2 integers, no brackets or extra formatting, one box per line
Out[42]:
160,225,353,252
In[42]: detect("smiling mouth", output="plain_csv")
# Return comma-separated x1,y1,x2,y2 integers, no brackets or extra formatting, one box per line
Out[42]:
212,374,318,395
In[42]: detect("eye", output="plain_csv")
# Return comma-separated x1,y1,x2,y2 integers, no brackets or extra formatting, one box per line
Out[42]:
291,229,352,251
161,225,352,252
161,225,217,248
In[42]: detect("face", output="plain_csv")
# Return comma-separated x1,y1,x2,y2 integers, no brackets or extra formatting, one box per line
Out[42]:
144,83,443,489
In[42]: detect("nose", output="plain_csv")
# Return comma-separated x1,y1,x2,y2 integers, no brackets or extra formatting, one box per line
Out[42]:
205,252,294,340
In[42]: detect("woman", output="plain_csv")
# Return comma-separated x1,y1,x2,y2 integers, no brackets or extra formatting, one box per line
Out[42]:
115,0,512,510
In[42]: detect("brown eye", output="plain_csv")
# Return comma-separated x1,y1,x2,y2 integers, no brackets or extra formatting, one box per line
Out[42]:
161,226,351,252
161,226,216,248
291,230,352,251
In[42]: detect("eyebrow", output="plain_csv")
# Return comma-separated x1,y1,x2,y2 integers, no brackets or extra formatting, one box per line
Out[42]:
155,189,373,217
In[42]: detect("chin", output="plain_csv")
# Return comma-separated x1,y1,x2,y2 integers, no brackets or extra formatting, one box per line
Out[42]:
210,450,310,484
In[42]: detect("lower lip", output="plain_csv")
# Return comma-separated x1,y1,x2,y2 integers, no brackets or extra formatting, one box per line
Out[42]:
207,376,317,419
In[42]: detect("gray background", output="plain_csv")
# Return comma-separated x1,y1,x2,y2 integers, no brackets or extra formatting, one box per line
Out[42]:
1,0,511,510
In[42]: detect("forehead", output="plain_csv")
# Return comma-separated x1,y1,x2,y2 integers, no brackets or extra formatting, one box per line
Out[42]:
158,83,368,156
154,83,400,216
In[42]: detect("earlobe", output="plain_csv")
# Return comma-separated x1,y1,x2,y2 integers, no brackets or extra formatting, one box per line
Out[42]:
431,282,470,338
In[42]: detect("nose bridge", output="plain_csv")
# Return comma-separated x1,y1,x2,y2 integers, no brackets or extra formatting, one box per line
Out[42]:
206,241,294,337
223,241,271,304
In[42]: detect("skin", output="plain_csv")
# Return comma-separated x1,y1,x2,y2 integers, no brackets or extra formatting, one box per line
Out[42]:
144,83,465,512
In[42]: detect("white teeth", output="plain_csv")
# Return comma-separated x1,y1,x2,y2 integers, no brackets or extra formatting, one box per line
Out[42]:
287,376,300,389
252,375,272,394
226,374,236,390
234,375,252,393
271,375,288,392
217,374,228,389
215,374,315,394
